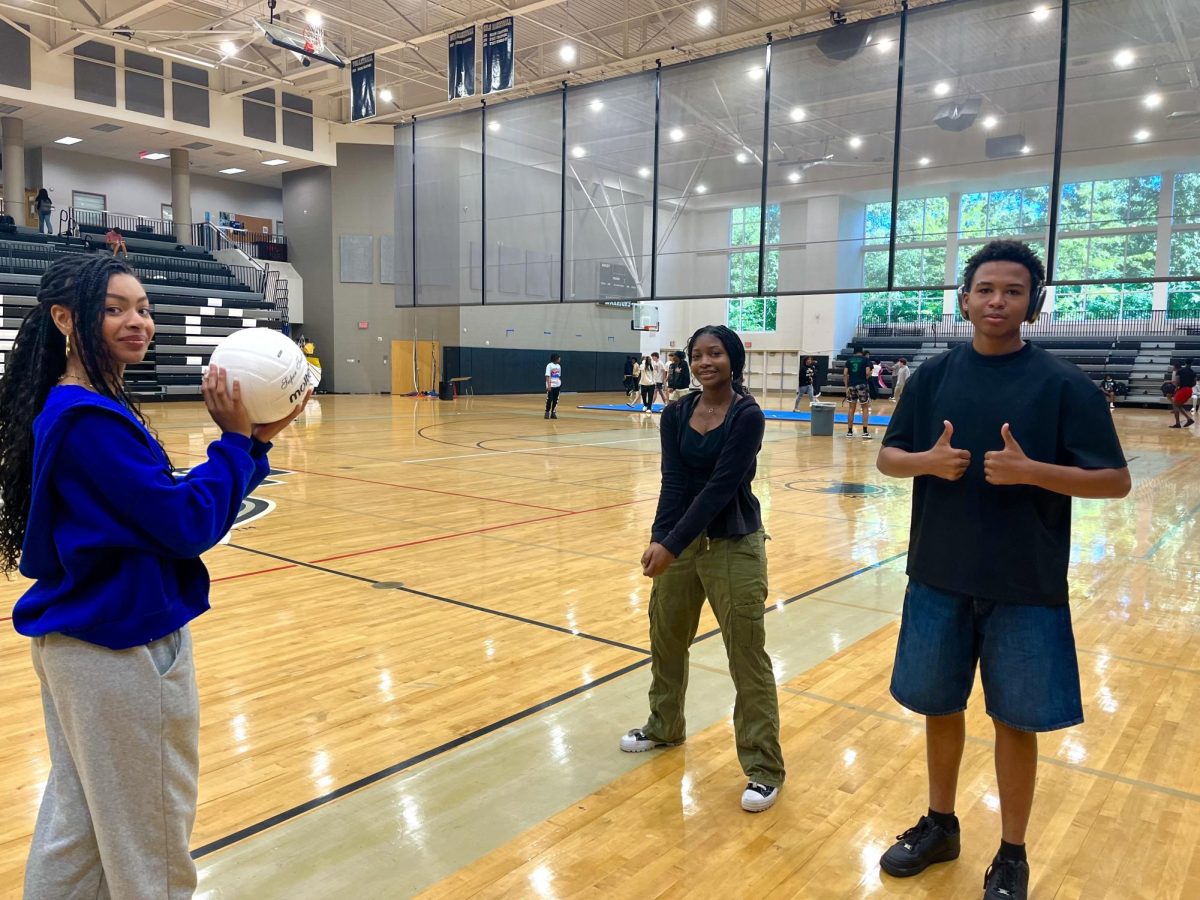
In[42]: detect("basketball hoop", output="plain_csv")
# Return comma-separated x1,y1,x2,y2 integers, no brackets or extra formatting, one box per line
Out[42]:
303,22,323,55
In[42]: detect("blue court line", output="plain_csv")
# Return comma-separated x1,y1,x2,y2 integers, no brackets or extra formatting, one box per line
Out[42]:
1143,497,1200,559
578,403,893,427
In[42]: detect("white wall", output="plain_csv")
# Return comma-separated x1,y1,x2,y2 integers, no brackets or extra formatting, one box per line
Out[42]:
41,147,282,225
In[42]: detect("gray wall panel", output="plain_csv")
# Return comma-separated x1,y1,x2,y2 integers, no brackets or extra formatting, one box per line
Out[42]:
0,21,31,90
339,234,374,283
125,71,164,117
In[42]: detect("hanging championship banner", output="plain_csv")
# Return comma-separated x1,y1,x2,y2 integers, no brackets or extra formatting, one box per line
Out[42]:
448,26,476,99
350,53,376,121
482,17,514,95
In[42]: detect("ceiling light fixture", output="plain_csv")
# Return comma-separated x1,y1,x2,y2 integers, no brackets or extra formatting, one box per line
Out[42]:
589,98,603,112
669,127,684,141
748,66,764,81
560,44,576,64
570,145,586,158
875,38,894,52
140,152,168,160
220,41,237,56
735,151,748,163
379,88,393,103
637,166,652,178
305,11,323,27
696,7,715,27
787,171,801,183
695,184,708,194
1143,92,1162,108
1032,5,1050,21
849,136,863,148
487,120,500,132
262,158,288,166
1113,48,1134,68
1021,144,1032,154
1134,129,1151,141
55,136,82,145
219,167,246,174
934,81,951,97
982,115,999,129
919,157,931,166
789,106,806,122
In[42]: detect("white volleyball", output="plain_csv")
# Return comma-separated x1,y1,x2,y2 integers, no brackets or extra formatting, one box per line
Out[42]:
208,328,320,424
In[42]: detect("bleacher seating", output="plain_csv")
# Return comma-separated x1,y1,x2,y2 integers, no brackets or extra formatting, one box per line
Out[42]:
0,228,282,400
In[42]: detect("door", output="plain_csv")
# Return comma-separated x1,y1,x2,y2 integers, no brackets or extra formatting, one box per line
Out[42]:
390,341,440,394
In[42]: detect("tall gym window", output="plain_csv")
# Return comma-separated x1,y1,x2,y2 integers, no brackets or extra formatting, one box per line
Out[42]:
726,205,779,333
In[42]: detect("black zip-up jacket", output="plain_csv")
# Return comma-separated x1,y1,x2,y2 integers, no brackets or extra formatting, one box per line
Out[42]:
650,392,764,557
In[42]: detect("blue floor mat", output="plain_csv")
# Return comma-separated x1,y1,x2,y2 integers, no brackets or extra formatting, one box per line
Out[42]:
578,403,893,427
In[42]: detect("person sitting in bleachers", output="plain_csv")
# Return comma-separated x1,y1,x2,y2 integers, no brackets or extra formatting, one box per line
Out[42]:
105,228,128,258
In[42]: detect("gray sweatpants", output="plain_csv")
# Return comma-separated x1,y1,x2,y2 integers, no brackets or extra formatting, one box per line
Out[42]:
24,627,200,900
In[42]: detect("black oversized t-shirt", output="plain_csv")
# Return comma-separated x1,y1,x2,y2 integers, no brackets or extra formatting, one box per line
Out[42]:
883,342,1126,606
845,355,871,385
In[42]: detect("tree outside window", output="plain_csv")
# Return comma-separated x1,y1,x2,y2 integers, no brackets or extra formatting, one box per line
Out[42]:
726,204,780,332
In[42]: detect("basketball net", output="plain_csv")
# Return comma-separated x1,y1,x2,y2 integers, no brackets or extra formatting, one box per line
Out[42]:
302,23,324,55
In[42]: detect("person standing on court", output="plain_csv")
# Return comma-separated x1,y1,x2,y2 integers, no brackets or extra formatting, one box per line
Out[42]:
892,358,911,403
544,353,562,419
0,255,308,900
876,240,1130,900
622,324,785,813
666,350,690,401
1170,358,1195,428
843,347,873,439
792,355,819,411
637,353,657,412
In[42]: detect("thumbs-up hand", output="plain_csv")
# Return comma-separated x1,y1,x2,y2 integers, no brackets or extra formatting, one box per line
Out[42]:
984,423,1031,486
924,420,971,481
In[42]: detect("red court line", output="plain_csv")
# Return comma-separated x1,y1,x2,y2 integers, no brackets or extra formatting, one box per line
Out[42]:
283,466,572,513
212,563,297,584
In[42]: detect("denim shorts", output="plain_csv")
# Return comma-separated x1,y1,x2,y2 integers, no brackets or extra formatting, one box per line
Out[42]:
890,580,1084,733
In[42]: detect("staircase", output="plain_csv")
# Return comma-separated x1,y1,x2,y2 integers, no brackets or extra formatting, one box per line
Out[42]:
1127,341,1174,405
273,278,290,331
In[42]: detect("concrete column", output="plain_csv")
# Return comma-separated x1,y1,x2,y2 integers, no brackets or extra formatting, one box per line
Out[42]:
170,148,191,240
2,116,25,223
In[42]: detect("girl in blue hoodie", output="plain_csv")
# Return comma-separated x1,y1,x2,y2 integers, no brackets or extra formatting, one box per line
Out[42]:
0,255,307,899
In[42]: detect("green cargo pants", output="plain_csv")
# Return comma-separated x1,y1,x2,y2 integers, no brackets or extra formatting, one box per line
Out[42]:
642,529,785,787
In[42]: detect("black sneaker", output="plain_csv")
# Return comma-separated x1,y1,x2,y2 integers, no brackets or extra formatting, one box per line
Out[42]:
544,412,551,419
550,412,558,419
983,856,1029,899
880,815,961,878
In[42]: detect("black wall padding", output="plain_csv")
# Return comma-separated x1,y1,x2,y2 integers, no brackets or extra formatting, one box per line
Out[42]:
441,347,634,395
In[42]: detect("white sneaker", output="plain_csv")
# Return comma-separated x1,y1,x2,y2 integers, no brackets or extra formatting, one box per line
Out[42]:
619,728,682,753
741,781,780,812
845,430,855,438
862,430,873,440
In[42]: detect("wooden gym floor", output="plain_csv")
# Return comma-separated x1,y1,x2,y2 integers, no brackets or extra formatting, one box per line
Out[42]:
0,393,1196,898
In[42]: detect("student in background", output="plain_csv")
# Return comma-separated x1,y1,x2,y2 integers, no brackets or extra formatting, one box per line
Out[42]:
105,228,127,258
1171,359,1195,428
892,358,911,403
843,348,873,440
1100,374,1117,411
638,354,657,412
667,351,691,401
544,353,562,420
34,189,53,235
793,356,819,411
651,352,669,405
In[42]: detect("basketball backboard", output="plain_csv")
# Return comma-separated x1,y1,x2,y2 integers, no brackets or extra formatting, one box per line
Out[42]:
254,19,346,68
631,303,660,332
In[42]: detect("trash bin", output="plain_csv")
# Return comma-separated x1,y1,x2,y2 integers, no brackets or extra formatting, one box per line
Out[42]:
438,381,454,401
810,401,836,436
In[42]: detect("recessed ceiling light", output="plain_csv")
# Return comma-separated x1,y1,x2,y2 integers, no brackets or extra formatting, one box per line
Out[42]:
875,38,894,52
55,136,82,145
669,127,684,141
1143,92,1163,108
735,151,748,163
696,7,714,27
747,66,764,81
849,136,863,148
570,145,586,158
219,167,246,174
1134,129,1151,141
918,157,931,166
589,98,603,112
695,184,708,194
982,115,999,129
789,106,806,122
305,11,323,27
787,171,802,183
220,41,237,56
637,166,652,178
1021,145,1032,154
140,151,168,160
559,44,576,63
487,120,500,132
379,88,393,103
262,158,288,166
934,81,951,97
1032,5,1050,21
1114,48,1134,68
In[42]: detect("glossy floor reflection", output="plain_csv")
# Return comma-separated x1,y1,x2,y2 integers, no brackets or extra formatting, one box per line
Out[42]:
0,395,1195,898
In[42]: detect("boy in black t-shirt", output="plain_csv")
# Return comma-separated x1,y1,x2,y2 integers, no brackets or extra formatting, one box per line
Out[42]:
876,241,1130,900
843,348,873,439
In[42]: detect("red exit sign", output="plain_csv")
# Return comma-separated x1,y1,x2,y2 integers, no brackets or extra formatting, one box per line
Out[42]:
357,321,369,329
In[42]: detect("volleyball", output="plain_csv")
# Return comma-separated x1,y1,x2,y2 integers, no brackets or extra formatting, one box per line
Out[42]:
208,328,320,424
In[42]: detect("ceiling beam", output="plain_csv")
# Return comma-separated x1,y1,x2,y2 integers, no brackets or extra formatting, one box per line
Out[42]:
49,0,182,55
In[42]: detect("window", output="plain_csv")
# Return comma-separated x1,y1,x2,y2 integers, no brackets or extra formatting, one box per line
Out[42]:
1169,173,1200,318
863,197,948,323
72,191,106,213
161,203,173,223
726,204,779,333
960,187,1049,240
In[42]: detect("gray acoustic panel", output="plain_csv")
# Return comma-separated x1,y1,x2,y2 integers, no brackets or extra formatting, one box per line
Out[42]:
246,88,275,104
173,83,209,127
0,21,32,90
498,244,523,295
526,250,551,298
126,71,164,117
125,50,163,75
282,110,313,151
380,235,395,284
75,42,116,106
339,234,374,283
243,99,276,142
172,63,208,87
282,92,313,113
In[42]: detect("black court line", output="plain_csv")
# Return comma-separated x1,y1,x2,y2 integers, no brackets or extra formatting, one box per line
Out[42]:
226,543,650,656
192,548,909,860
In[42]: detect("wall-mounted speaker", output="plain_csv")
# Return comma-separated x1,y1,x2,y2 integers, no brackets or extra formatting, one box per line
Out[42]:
934,97,982,132
985,134,1028,158
816,22,873,62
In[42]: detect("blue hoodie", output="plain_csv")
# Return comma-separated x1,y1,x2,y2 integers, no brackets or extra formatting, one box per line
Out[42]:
12,386,272,650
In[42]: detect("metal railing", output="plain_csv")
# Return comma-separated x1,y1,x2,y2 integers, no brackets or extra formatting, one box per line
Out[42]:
195,223,280,302
195,226,288,262
856,311,1200,340
63,207,180,239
